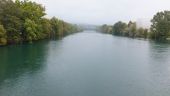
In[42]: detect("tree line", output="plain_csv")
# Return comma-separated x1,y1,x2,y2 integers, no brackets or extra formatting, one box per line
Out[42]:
0,0,82,46
100,11,170,41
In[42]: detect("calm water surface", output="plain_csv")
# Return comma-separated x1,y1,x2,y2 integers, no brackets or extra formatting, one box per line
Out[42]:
1,31,170,96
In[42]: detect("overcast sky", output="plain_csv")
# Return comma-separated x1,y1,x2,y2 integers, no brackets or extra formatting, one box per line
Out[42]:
34,0,170,25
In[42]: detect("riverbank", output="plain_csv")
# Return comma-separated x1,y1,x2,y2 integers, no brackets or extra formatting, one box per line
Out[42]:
0,0,82,46
99,11,170,41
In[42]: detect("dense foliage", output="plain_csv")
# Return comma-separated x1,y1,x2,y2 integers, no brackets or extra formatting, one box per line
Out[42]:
100,11,170,41
100,21,148,39
150,11,170,40
0,24,7,45
0,0,82,45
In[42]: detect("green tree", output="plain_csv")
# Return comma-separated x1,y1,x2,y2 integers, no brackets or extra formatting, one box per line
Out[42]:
50,17,60,38
100,24,112,34
143,29,148,39
15,0,46,21
113,21,127,36
0,0,22,43
136,27,144,37
41,18,52,39
0,0,81,45
151,11,170,40
24,18,37,42
127,21,137,37
16,0,46,41
0,24,7,45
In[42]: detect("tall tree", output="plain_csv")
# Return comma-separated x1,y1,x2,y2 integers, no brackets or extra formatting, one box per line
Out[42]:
113,21,127,36
24,18,38,42
151,11,170,40
127,21,137,37
0,0,22,43
0,24,7,45
0,0,82,45
16,0,46,42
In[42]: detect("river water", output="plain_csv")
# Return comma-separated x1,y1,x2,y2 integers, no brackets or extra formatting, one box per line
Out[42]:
0,31,170,96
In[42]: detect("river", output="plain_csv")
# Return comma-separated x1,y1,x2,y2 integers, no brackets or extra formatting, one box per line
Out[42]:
0,31,170,96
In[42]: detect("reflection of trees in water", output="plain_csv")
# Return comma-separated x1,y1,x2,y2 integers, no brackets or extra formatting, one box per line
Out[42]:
148,41,170,91
0,41,49,83
148,41,170,63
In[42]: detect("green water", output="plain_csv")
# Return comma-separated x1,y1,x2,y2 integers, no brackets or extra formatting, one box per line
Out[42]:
0,31,170,96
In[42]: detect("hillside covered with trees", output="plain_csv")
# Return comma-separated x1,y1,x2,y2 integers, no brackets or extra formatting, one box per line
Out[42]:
0,0,82,46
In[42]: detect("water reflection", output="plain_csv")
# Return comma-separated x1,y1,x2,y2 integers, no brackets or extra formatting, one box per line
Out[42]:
148,41,170,95
0,41,49,83
1,31,170,96
149,41,170,63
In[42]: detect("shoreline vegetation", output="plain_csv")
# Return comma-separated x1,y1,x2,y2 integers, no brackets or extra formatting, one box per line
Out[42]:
99,11,170,42
1,0,170,46
0,0,82,46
